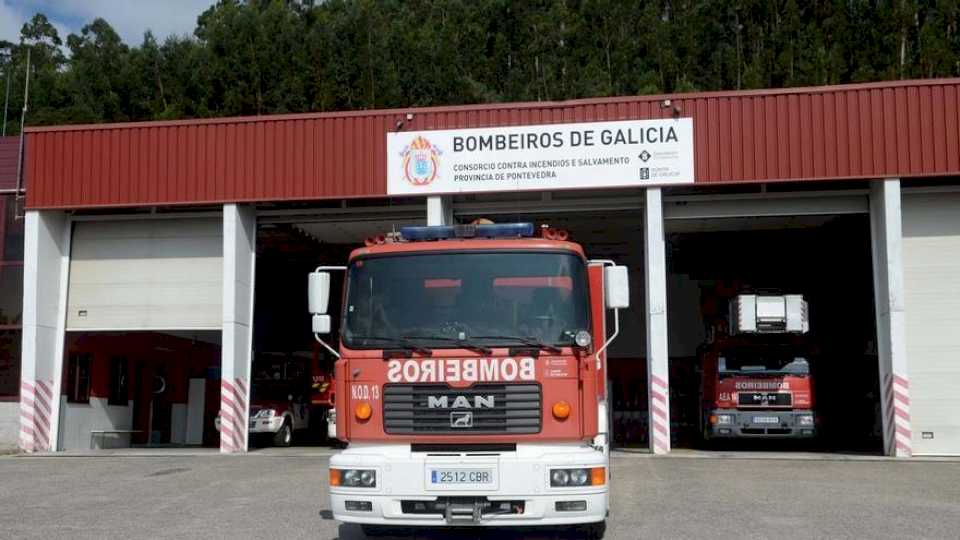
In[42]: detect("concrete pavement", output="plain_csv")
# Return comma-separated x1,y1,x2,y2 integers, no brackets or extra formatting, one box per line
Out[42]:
0,453,957,539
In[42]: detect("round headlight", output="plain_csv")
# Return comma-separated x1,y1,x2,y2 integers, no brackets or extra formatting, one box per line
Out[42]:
551,469,569,486
360,470,376,487
342,469,360,486
569,469,589,486
574,330,592,348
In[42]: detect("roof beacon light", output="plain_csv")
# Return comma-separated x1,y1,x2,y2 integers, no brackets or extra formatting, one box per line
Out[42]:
400,222,534,241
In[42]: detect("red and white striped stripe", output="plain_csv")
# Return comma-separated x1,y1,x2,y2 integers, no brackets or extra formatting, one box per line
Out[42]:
19,379,54,452
220,377,249,453
649,374,670,454
886,372,912,457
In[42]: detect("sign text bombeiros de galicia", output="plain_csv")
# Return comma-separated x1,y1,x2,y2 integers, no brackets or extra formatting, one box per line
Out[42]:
386,118,694,195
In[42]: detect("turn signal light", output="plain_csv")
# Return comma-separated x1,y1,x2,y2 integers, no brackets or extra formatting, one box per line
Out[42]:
540,227,571,241
355,402,372,421
552,400,571,420
329,468,341,486
590,467,606,486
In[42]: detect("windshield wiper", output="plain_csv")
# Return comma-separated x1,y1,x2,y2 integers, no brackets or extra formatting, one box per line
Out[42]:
470,335,563,354
349,335,432,356
401,335,493,355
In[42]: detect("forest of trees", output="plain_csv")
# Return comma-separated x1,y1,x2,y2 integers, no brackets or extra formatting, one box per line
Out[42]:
1,0,959,134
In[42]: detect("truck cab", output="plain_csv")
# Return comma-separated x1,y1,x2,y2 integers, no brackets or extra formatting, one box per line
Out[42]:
308,222,627,537
701,294,817,440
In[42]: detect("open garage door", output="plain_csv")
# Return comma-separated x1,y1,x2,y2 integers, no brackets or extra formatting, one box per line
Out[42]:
903,191,960,456
67,218,223,331
664,191,882,454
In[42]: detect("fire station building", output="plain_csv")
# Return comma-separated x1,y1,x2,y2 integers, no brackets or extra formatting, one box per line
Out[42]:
1,78,959,457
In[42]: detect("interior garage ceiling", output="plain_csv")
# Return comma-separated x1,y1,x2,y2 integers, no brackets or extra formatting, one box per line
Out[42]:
666,215,838,233
292,219,424,244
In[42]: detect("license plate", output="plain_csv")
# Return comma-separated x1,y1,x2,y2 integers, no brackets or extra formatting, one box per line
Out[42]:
753,416,780,424
429,468,494,488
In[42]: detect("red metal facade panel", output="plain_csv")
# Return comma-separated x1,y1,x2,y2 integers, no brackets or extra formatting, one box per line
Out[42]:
0,137,20,191
23,78,960,210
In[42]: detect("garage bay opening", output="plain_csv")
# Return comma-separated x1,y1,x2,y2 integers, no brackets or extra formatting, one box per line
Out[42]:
667,214,882,454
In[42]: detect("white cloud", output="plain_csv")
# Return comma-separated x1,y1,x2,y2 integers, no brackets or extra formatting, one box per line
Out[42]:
1,0,216,48
0,1,29,45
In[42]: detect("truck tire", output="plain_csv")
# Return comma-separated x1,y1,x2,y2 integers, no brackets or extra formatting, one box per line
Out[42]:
273,420,293,447
579,521,606,539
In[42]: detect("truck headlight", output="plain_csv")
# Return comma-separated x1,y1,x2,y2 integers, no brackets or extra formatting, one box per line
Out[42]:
550,467,605,487
716,414,733,425
330,468,377,488
798,415,814,426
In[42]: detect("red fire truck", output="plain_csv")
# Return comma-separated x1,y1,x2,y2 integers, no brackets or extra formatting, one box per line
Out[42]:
307,222,628,537
700,293,817,441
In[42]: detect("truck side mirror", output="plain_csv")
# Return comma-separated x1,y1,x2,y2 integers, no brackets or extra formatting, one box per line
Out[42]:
308,272,331,314
312,314,331,334
604,265,630,309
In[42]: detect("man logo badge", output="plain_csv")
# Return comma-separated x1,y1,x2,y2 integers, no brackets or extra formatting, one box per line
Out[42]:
450,411,473,428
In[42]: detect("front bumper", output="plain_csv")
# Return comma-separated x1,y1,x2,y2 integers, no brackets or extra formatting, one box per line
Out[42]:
707,409,816,439
248,416,285,434
214,416,284,434
329,443,608,527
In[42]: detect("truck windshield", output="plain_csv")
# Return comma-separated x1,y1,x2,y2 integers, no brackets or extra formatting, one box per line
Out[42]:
719,354,810,375
342,251,590,349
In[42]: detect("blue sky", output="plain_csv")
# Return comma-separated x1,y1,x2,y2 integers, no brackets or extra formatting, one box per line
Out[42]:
1,0,216,49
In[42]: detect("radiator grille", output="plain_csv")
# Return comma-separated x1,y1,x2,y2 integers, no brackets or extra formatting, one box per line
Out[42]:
383,383,542,434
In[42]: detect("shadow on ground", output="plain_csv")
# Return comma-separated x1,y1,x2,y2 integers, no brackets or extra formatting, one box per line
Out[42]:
335,524,601,540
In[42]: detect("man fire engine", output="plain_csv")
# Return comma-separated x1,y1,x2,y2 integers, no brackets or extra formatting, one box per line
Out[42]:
700,293,817,441
307,222,628,537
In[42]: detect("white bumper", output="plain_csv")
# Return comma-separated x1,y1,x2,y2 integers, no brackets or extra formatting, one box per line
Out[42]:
329,442,608,527
249,416,284,433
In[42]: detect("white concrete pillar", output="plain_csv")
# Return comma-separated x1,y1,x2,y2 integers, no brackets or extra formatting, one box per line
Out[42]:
20,210,71,452
869,179,912,457
644,188,671,454
221,204,256,453
426,196,453,226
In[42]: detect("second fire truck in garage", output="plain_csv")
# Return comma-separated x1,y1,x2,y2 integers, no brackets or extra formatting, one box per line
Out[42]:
700,293,817,441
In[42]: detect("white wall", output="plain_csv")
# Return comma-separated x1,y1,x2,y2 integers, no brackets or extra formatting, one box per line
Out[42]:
0,402,18,450
59,397,134,451
902,191,960,456
220,205,256,452
67,219,223,331
21,211,71,452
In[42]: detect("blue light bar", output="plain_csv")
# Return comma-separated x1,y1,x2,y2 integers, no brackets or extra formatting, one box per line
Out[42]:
400,225,455,241
400,223,534,241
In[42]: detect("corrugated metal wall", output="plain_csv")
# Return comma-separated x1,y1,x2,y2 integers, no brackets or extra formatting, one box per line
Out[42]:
0,137,20,191
24,78,960,210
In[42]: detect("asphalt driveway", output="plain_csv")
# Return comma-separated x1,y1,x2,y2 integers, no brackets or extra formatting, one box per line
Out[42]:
0,452,957,539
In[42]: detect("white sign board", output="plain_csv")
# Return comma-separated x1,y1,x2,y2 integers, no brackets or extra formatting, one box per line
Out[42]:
386,118,693,195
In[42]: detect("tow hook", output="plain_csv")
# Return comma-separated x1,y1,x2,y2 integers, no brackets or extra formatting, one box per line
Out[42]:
445,501,482,524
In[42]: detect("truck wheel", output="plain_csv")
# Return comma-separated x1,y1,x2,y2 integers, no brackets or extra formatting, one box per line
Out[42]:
579,521,606,539
273,420,293,447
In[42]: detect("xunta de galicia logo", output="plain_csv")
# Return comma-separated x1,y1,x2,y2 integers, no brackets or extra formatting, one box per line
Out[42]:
400,135,442,186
